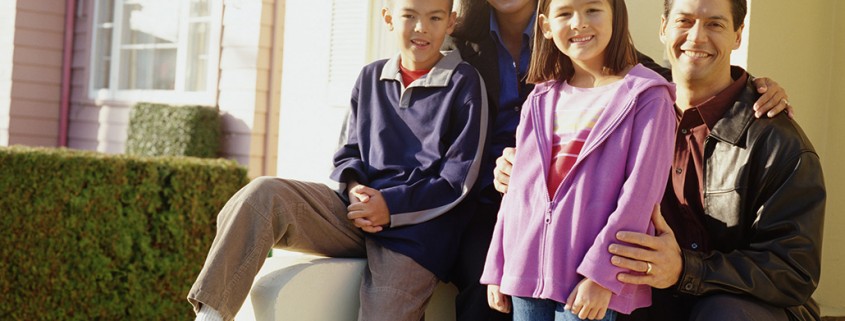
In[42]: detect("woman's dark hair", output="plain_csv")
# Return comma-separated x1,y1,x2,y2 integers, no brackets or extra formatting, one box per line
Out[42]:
451,0,493,43
526,0,638,84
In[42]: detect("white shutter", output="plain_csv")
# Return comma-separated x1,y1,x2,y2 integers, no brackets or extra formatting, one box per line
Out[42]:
327,0,370,107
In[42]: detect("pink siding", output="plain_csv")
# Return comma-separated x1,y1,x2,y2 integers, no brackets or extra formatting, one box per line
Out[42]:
65,0,134,155
5,0,66,147
6,0,288,178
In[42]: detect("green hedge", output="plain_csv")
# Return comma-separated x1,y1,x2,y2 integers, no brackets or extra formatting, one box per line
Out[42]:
0,146,249,320
126,103,221,158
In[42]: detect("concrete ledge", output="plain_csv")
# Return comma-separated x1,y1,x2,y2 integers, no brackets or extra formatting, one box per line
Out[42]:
235,251,457,321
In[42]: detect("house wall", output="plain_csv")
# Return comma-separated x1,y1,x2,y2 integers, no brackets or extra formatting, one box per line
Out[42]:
628,0,665,65
276,0,350,185
0,0,65,148
65,0,283,177
67,0,129,154
0,0,16,146
742,0,845,316
217,0,283,178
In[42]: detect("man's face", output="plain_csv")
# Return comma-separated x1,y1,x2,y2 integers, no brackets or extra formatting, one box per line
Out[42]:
383,0,456,70
660,0,743,86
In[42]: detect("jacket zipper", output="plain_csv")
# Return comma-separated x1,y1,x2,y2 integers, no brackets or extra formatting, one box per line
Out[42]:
530,94,555,296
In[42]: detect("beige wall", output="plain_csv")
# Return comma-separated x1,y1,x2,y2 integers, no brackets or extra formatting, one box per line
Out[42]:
741,0,844,315
628,1,666,65
825,2,845,315
0,0,64,148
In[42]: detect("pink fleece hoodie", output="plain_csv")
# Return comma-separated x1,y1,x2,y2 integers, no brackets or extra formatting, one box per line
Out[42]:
480,64,676,314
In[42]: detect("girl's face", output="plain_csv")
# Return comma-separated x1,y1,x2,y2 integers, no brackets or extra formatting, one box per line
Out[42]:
486,0,536,17
539,0,613,68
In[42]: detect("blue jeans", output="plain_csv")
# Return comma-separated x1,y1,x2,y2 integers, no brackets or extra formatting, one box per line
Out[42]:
512,296,617,321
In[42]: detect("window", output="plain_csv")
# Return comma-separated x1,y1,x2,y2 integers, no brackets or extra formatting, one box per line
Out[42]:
90,0,221,104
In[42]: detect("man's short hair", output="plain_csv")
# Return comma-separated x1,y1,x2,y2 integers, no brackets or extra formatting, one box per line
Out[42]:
663,0,747,31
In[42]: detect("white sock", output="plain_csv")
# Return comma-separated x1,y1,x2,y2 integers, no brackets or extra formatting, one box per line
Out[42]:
195,304,224,321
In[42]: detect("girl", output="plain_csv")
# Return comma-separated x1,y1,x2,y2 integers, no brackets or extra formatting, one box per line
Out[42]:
480,0,675,320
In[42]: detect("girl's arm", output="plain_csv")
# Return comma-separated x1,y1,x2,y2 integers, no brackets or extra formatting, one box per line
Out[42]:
576,86,677,295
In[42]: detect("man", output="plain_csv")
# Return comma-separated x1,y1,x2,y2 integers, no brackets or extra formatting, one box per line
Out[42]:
607,0,826,320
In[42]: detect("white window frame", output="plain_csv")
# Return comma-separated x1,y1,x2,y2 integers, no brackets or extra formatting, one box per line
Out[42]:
89,0,223,105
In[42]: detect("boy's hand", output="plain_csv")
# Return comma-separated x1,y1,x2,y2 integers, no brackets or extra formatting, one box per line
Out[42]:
493,147,516,194
347,181,370,204
487,284,511,313
347,182,378,231
752,77,793,118
347,185,389,233
565,278,612,320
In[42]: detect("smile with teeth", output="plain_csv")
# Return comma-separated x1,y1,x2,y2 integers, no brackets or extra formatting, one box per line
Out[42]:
411,39,430,47
570,35,594,43
683,50,711,58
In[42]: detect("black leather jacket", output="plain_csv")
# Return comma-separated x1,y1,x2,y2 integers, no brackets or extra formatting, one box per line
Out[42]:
673,76,826,321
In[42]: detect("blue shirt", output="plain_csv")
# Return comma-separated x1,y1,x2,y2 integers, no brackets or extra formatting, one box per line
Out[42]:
482,11,534,202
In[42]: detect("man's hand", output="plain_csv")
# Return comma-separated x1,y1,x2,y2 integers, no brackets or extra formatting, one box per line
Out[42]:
609,205,683,289
347,185,389,233
487,284,511,313
752,77,793,119
493,147,516,194
565,278,612,320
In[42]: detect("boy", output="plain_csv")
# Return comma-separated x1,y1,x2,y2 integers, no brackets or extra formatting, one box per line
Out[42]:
188,0,489,320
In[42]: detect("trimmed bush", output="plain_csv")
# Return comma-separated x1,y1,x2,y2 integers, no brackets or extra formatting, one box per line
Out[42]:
0,146,249,320
126,103,221,158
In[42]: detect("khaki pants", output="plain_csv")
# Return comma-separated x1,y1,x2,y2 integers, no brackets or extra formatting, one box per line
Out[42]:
188,177,438,321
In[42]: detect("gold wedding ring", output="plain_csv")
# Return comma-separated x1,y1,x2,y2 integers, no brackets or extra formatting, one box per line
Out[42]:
646,262,653,275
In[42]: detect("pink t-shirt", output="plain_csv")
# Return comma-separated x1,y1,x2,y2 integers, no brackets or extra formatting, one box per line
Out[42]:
547,81,622,197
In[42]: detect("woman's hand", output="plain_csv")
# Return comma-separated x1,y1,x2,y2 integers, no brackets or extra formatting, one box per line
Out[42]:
493,148,516,194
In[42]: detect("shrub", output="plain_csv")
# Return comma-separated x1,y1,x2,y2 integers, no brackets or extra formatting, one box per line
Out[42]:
126,103,221,158
0,146,248,320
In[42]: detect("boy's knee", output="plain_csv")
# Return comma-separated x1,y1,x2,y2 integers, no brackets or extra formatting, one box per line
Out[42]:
239,176,299,204
219,177,297,222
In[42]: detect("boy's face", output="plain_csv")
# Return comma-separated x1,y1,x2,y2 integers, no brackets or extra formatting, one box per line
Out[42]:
383,0,456,70
660,0,743,87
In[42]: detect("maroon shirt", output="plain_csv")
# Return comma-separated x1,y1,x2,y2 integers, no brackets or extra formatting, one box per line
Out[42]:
661,68,749,256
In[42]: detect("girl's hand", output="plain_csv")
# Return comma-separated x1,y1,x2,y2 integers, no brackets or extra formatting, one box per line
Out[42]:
565,278,612,320
487,284,511,313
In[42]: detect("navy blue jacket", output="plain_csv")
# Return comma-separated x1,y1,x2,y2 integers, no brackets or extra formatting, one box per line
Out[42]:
330,51,489,279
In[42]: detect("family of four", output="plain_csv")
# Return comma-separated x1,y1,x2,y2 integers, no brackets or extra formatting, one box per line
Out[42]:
188,0,826,320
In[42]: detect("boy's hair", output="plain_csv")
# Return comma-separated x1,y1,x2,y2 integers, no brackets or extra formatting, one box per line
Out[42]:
662,0,747,31
526,0,637,84
384,0,455,11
